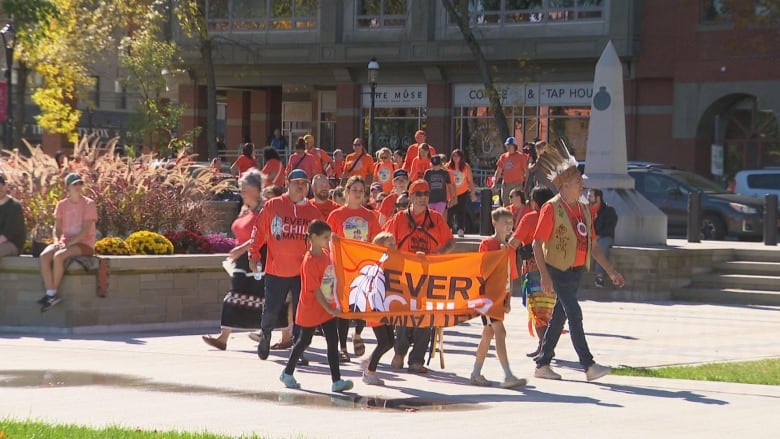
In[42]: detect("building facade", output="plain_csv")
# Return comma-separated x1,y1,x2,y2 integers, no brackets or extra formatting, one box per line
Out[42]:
173,0,778,180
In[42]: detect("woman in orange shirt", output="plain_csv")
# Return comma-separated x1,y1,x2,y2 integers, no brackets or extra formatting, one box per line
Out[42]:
280,220,353,393
446,149,477,236
326,176,381,361
410,143,431,181
260,146,285,188
373,147,396,194
344,138,374,184
231,143,259,178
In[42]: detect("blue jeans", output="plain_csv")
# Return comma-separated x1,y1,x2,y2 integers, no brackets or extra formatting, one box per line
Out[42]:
261,274,301,339
595,236,614,277
535,266,595,370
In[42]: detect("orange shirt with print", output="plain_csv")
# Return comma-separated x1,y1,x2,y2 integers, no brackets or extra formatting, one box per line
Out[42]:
261,158,285,187
497,151,528,184
373,161,396,193
297,249,336,328
285,152,320,180
310,199,341,220
479,237,519,281
326,206,381,242
344,152,374,179
449,164,473,196
534,202,593,268
512,210,539,246
403,143,437,172
379,193,399,219
382,208,453,254
410,157,431,181
234,155,258,177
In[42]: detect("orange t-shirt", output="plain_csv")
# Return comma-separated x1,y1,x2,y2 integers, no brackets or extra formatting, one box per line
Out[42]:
496,151,528,184
308,148,331,175
261,158,284,187
479,237,519,281
410,157,431,181
534,202,592,268
310,199,341,220
297,249,336,328
234,155,258,177
449,164,473,196
328,160,345,179
248,194,324,277
403,143,437,172
373,161,396,193
512,209,539,246
285,152,320,180
231,209,261,244
379,192,399,219
344,152,374,179
508,204,530,229
327,206,381,242
382,208,453,254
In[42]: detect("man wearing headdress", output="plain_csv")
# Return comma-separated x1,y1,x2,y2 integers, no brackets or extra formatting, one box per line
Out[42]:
530,144,625,382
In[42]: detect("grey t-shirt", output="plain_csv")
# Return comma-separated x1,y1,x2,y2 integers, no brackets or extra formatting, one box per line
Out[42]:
424,168,451,204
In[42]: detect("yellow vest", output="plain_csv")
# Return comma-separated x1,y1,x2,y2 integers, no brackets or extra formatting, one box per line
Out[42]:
541,194,593,271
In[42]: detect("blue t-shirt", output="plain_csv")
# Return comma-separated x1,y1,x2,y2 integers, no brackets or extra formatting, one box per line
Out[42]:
424,168,451,203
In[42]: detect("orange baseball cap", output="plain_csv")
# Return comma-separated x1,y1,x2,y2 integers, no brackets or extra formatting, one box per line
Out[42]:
415,130,426,137
408,179,430,194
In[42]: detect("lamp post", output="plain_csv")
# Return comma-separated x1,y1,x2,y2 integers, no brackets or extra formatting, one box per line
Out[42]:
1,23,16,150
367,57,379,154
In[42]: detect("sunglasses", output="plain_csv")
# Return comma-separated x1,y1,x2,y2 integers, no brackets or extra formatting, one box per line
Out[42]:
353,142,363,146
412,191,430,197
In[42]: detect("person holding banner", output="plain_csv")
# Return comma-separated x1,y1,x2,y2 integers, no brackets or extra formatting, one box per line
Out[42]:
471,207,527,389
280,220,354,393
382,179,455,374
326,176,382,361
249,169,325,361
530,143,625,382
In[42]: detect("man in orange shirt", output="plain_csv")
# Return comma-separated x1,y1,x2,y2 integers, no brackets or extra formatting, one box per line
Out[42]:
492,137,529,206
249,169,324,361
285,138,320,182
303,134,331,176
310,175,341,219
344,138,374,184
382,179,455,374
403,130,437,172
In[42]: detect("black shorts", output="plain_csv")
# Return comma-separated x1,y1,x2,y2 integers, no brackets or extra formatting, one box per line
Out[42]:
481,315,503,326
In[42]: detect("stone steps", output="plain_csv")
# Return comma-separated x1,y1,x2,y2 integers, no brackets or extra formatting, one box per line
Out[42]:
671,287,780,306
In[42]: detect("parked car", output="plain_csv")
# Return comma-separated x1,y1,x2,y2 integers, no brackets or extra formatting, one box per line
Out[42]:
734,168,780,199
628,167,767,240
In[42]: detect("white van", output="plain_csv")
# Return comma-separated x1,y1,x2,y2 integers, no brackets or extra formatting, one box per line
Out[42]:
734,168,780,198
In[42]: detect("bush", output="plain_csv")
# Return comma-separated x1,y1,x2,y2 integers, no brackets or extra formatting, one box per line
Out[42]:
164,229,211,254
126,231,174,255
95,237,133,255
0,137,235,239
205,234,237,253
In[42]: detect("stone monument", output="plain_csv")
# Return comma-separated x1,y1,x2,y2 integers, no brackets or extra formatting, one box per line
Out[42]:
584,41,667,245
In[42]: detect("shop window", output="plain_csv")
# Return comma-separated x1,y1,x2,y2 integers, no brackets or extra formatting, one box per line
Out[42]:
701,0,732,23
456,0,601,26
362,107,425,152
356,0,409,28
205,0,318,32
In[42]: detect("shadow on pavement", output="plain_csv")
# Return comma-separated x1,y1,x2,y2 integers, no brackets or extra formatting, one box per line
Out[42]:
597,383,729,405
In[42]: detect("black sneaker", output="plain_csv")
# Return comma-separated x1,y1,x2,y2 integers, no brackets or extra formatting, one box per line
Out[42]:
594,277,605,288
36,294,50,305
257,333,271,360
40,294,62,312
298,355,309,366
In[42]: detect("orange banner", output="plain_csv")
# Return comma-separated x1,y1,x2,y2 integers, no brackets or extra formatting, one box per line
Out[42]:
329,236,509,328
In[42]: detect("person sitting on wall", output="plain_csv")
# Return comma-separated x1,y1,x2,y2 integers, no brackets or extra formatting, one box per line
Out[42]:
0,172,26,259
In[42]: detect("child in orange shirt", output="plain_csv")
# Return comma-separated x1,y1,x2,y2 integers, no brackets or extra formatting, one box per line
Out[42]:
471,207,527,389
280,220,354,393
410,143,431,181
507,187,530,230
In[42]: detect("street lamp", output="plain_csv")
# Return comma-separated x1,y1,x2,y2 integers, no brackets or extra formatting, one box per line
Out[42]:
367,57,379,154
1,23,16,150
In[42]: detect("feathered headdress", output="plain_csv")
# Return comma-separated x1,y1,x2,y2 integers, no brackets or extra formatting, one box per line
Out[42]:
533,138,579,190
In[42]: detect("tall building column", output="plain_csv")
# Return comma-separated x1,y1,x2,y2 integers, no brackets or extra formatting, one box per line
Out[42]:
177,83,208,157
225,90,249,149
335,83,361,153
426,82,452,155
248,87,282,148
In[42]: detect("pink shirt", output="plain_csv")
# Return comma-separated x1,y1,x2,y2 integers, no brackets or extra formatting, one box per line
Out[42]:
54,196,98,248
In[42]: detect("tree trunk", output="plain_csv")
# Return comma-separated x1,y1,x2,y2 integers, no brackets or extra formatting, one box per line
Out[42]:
441,0,510,146
201,36,217,160
13,63,29,151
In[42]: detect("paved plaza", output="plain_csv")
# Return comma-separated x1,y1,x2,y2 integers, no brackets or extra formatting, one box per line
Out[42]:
2,299,780,438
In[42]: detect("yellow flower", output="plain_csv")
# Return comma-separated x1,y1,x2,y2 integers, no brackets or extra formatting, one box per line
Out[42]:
95,237,133,255
126,231,174,255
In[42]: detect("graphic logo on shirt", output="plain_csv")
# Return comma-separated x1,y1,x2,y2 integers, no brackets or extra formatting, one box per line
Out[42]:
378,167,391,183
271,215,310,241
271,215,284,240
504,159,515,170
453,170,465,186
344,216,370,242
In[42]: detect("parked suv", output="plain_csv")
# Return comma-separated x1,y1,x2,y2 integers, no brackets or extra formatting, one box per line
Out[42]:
734,168,780,198
628,168,766,240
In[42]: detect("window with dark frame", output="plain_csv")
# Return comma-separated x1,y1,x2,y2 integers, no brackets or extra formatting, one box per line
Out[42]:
205,0,319,32
356,0,409,28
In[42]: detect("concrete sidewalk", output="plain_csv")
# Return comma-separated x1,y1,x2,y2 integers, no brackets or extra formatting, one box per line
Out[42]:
2,300,780,438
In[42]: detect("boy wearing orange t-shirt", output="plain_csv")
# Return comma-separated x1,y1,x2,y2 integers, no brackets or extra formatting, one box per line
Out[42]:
471,207,527,389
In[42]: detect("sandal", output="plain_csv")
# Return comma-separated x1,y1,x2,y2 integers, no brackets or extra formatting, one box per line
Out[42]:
339,350,350,363
271,339,294,350
201,335,226,351
352,336,366,357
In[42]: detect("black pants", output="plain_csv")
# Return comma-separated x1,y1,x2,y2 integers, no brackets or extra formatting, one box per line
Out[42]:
261,274,300,339
284,318,341,382
368,325,395,372
337,317,365,350
448,192,470,232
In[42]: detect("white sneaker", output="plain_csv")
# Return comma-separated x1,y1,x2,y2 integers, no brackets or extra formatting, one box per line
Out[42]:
500,375,528,389
534,365,562,380
585,363,611,382
360,358,370,371
362,373,384,386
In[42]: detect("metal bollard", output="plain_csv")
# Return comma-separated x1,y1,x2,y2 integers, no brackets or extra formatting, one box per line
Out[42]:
764,194,778,246
480,188,494,236
687,191,702,243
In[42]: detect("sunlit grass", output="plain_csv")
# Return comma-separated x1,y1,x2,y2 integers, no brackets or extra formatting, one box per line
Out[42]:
0,420,293,439
613,358,780,385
